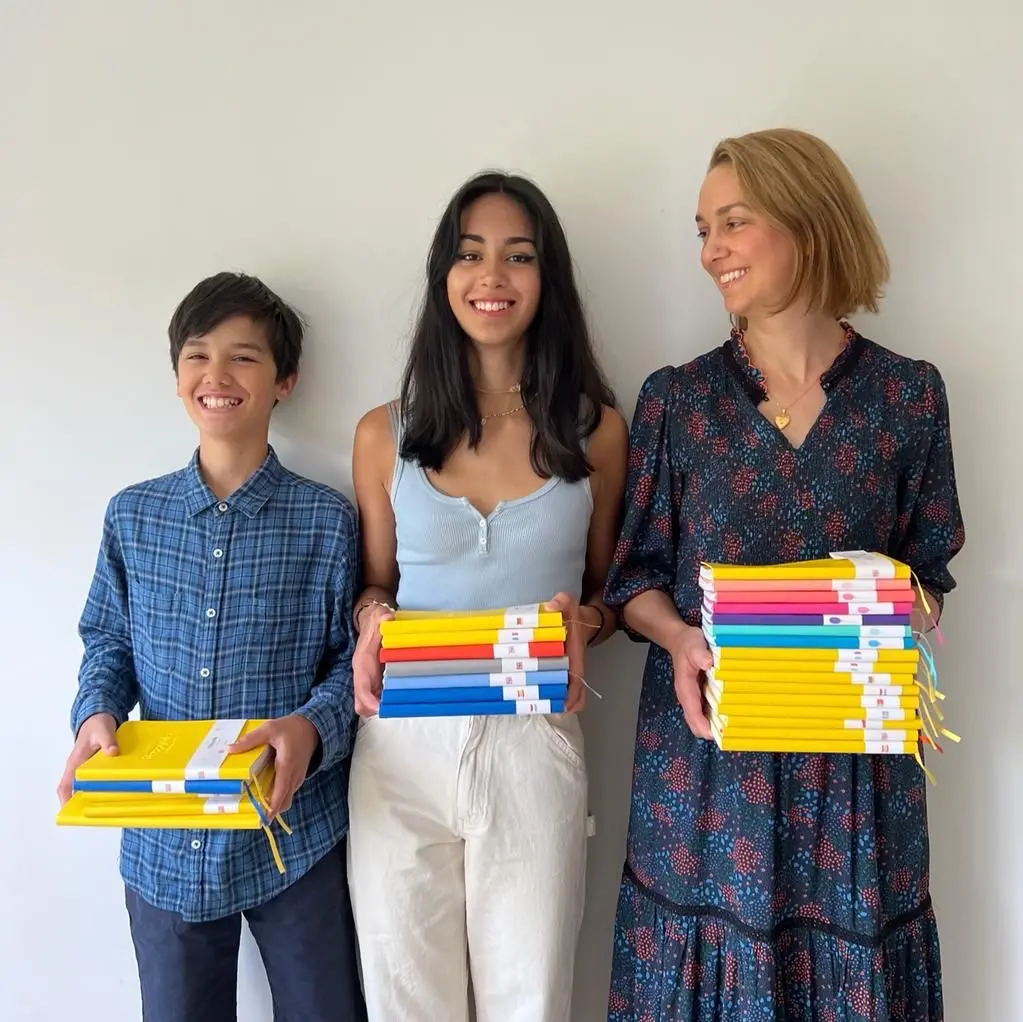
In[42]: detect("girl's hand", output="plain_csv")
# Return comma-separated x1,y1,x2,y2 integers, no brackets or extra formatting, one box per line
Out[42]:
544,592,594,713
352,602,394,716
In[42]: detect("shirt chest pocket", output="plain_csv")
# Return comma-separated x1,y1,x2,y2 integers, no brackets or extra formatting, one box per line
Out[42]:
128,582,182,680
244,593,331,714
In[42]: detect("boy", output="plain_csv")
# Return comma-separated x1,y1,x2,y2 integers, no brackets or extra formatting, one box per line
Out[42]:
57,272,367,1022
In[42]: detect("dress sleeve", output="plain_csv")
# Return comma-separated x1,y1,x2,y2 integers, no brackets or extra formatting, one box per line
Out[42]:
603,366,680,632
891,362,965,610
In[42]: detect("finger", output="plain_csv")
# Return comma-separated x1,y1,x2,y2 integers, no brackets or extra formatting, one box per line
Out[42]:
97,734,120,756
356,693,379,717
227,723,274,754
362,649,385,712
355,675,381,716
57,740,101,805
543,592,574,613
565,673,586,714
268,761,299,817
675,663,712,740
57,762,76,806
355,681,380,715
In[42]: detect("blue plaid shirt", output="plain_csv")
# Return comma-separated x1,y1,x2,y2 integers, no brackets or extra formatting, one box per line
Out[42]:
70,447,359,922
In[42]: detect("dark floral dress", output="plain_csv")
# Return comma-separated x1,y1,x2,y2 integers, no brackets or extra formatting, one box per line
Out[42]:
602,322,965,1022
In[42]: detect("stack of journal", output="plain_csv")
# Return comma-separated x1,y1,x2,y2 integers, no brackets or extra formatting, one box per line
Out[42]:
699,551,930,756
377,604,570,718
56,719,292,872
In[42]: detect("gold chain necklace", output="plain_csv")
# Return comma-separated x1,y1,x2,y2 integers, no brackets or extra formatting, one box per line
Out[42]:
480,403,524,425
763,374,821,430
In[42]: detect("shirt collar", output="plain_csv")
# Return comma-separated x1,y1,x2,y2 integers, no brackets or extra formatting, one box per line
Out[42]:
182,445,284,519
722,319,864,403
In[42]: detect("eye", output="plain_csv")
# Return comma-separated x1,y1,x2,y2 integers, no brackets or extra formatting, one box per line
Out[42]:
726,219,744,230
186,352,207,360
508,253,536,264
456,251,481,262
696,228,708,240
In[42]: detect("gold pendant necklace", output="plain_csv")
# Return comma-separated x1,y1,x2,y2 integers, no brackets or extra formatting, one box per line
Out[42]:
480,403,524,426
766,375,821,431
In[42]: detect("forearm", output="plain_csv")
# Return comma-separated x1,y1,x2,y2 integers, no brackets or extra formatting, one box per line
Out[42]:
70,656,137,735
580,596,616,648
621,588,695,653
294,668,354,774
74,505,139,735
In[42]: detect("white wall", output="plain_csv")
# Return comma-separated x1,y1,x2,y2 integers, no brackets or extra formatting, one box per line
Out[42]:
1,2,1018,1019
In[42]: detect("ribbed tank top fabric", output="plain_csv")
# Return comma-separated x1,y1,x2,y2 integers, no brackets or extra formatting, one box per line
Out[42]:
386,401,593,612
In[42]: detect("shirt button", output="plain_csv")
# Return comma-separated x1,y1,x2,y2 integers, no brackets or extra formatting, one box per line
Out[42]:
213,548,224,558
217,502,228,512
190,839,202,850
206,608,217,618
199,668,210,678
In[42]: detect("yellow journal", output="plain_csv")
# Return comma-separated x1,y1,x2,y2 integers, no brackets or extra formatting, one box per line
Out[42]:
73,719,271,783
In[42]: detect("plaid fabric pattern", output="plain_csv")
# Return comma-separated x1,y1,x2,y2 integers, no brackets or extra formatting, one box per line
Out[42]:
71,447,359,921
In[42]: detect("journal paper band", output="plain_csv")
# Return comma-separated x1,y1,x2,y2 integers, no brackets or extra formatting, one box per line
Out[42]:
184,719,247,780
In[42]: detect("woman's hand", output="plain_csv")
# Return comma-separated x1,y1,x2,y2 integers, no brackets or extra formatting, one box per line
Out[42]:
667,623,714,739
352,602,394,716
544,592,595,714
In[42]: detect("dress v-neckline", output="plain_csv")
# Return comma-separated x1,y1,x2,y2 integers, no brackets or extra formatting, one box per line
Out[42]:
722,320,863,456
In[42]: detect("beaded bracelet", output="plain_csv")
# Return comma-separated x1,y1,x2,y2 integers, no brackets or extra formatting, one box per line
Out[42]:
354,597,397,632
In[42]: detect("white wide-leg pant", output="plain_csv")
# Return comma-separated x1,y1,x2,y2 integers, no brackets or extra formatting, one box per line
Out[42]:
347,711,589,1022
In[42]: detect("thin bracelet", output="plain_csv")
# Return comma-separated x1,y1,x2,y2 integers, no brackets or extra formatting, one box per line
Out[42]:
585,602,610,646
354,597,396,632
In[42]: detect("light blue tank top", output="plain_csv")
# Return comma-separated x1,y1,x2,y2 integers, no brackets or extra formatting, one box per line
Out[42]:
387,402,593,612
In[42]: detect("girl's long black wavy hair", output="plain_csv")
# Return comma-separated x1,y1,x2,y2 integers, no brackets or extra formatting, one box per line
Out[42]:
398,171,615,482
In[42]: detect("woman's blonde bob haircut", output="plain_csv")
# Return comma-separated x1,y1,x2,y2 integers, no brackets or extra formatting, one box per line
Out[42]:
708,128,890,326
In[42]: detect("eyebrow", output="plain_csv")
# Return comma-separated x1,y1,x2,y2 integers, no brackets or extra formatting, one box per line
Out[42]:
460,232,536,246
694,202,751,223
182,337,266,353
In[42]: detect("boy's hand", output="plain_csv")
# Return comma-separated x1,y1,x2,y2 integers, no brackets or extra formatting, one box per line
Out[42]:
352,603,393,716
227,715,320,817
57,712,119,806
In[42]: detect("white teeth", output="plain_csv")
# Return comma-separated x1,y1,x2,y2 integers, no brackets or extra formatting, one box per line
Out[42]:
473,301,511,312
200,396,241,409
719,269,748,284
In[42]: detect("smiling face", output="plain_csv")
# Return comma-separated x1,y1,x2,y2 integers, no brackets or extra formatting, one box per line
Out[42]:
696,162,798,323
446,192,541,349
175,314,296,443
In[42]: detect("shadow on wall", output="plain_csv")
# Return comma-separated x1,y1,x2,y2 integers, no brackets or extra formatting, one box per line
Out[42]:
573,634,645,1021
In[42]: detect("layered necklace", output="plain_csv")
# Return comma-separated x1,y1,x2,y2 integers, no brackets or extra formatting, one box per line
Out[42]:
476,381,524,426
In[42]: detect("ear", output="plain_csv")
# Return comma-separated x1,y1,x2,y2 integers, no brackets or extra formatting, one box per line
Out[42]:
274,371,298,405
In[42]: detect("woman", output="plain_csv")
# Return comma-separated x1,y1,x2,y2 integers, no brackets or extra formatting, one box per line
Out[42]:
604,128,965,1021
347,170,628,1021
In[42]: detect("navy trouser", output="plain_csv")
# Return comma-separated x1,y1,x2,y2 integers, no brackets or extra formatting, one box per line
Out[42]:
124,841,367,1022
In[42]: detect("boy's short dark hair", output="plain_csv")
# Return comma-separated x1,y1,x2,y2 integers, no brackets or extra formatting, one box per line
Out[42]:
168,272,304,381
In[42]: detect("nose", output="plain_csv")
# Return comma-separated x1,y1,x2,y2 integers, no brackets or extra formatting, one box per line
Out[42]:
202,359,233,387
476,253,508,288
702,227,729,265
